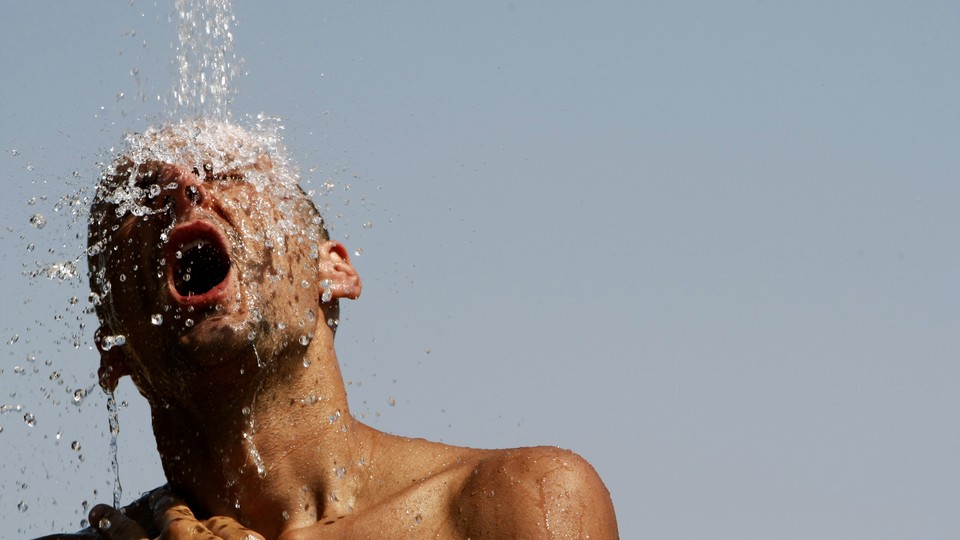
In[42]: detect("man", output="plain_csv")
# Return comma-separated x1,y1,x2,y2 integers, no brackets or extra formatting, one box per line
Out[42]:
46,119,618,539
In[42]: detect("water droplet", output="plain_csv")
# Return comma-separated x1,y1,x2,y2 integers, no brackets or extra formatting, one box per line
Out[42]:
71,441,81,451
354,248,363,256
151,314,163,325
23,413,35,427
335,466,346,479
8,334,19,345
37,260,79,281
321,288,333,303
299,335,311,346
388,397,397,407
29,214,46,229
98,517,111,530
119,274,126,282
185,319,194,328
301,279,309,289
414,514,423,525
99,334,126,350
425,347,431,355
26,197,36,205
73,388,87,403
320,279,333,303
362,221,373,229
17,501,28,512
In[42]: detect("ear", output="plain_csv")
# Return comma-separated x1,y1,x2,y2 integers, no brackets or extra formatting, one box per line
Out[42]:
95,326,131,393
317,241,362,300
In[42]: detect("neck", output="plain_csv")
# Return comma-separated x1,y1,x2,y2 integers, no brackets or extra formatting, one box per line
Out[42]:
149,330,372,537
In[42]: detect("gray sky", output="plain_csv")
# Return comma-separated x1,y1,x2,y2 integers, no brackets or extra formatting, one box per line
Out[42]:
3,1,960,538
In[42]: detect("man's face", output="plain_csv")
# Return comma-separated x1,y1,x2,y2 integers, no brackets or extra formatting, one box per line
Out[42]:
90,125,329,399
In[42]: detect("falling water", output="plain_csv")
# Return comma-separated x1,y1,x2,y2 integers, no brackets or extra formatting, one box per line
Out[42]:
171,0,242,119
99,0,244,514
13,0,377,533
106,391,122,508
4,0,349,533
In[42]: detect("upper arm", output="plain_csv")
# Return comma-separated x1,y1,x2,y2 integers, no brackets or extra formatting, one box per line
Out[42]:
454,447,619,539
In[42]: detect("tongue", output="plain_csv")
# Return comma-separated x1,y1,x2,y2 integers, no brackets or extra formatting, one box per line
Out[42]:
174,241,231,297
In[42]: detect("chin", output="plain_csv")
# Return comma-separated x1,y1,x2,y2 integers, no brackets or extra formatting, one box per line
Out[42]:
171,313,255,367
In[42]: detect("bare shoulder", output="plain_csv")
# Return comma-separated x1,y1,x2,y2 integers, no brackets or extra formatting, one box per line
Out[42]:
453,446,619,539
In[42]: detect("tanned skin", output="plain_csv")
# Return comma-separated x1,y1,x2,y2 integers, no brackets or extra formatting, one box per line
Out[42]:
38,140,618,539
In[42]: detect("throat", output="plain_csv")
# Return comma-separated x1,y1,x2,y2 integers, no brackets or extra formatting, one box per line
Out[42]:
152,381,361,524
163,414,367,539
173,240,230,296
148,333,357,533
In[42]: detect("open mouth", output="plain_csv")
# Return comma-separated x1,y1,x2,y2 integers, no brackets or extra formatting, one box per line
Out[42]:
166,221,232,307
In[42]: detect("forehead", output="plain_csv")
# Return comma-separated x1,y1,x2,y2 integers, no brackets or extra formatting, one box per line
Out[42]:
113,120,295,184
89,119,320,247
95,120,304,209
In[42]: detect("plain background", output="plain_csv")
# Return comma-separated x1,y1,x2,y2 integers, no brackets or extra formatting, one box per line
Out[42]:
3,1,960,538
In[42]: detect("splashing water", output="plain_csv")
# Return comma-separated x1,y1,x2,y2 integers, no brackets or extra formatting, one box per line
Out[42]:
11,0,367,532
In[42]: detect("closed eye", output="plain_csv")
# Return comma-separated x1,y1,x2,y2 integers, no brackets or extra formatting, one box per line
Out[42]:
209,169,245,182
131,162,164,188
116,198,174,239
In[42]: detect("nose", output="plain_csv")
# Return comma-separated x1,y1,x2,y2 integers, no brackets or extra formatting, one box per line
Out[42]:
160,164,206,215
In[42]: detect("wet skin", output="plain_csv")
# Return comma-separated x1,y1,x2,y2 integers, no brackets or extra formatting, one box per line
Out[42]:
42,136,618,539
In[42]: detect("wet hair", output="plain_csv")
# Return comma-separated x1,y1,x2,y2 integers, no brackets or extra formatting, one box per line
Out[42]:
87,119,329,327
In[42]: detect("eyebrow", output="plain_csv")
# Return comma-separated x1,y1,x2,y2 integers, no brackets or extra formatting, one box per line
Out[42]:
208,169,246,182
116,213,142,240
133,168,162,186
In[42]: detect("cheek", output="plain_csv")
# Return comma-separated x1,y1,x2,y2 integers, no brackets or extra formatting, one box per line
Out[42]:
264,260,319,320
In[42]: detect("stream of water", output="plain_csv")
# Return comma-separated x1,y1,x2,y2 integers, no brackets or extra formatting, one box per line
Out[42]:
103,0,244,513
